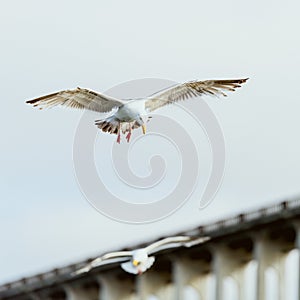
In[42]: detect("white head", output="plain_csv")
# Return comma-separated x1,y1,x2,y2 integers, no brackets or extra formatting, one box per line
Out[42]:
137,115,151,135
121,249,155,275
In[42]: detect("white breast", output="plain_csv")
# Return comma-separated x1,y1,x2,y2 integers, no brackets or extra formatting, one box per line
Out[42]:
114,100,146,122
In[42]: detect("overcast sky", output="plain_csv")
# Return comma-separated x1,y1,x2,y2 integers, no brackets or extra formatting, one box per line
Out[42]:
1,0,300,284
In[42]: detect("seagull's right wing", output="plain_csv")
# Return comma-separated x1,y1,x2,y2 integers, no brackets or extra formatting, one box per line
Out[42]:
26,87,125,113
72,251,132,276
145,78,248,112
145,236,210,255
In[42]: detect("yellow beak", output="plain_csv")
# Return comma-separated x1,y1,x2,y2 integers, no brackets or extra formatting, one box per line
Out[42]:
142,124,146,134
133,260,139,266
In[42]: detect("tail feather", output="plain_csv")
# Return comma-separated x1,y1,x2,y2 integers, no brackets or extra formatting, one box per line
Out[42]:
95,116,152,135
95,119,141,135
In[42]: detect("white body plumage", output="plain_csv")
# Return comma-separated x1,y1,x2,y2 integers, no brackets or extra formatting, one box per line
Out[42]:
114,100,147,122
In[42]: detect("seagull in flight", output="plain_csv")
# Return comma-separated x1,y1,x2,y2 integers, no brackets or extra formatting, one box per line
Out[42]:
73,236,210,275
26,78,248,143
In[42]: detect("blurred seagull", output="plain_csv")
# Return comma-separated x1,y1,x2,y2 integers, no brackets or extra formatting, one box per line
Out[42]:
73,236,210,275
26,78,248,143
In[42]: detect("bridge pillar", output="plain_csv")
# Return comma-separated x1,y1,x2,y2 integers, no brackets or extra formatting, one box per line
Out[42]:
173,258,209,300
254,235,289,300
293,221,300,300
97,274,138,300
97,274,136,300
64,281,99,300
136,271,173,300
213,245,250,300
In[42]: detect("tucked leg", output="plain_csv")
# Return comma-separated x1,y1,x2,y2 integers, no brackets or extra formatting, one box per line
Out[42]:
126,125,132,143
117,122,121,144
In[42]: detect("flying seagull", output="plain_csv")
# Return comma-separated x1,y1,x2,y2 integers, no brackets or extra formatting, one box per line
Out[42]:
26,78,248,143
73,235,210,275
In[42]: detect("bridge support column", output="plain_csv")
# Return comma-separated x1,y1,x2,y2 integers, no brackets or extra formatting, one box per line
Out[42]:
254,236,288,300
136,272,173,300
173,258,209,300
64,282,99,300
97,274,136,300
214,246,249,300
293,222,300,300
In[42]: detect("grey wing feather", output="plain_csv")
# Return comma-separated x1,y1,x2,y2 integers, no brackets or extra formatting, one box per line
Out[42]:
145,236,210,255
26,87,125,113
72,251,132,276
145,78,248,112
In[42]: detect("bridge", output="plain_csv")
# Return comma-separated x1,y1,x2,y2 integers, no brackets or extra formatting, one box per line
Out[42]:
1,198,300,300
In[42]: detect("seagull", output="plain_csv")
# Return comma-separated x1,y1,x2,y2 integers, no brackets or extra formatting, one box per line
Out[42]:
73,236,210,275
26,78,248,143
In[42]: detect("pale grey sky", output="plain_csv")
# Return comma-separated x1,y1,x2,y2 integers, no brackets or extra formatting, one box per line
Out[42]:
1,0,300,284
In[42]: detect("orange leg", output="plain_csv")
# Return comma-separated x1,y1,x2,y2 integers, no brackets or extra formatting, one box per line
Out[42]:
126,125,132,143
117,122,121,144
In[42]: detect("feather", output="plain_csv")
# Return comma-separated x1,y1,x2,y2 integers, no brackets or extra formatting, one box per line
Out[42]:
145,78,248,112
26,87,125,113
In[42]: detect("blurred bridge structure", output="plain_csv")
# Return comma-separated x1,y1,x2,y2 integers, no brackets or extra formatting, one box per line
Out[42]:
1,198,300,300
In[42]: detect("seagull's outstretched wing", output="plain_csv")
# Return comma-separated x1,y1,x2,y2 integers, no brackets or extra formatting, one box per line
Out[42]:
26,87,125,113
145,78,248,112
145,236,210,255
72,251,132,276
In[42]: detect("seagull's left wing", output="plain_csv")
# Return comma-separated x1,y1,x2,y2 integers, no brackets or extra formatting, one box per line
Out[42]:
145,236,210,255
26,87,125,113
72,251,132,276
145,78,248,112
